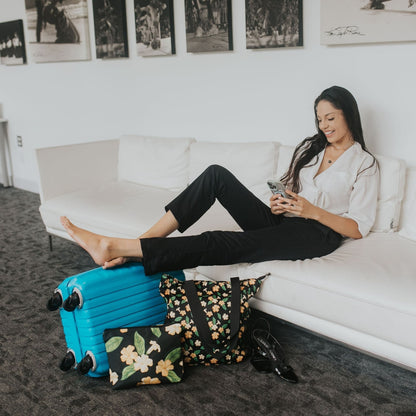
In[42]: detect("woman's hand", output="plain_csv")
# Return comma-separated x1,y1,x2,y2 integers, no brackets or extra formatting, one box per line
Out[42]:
270,194,287,215
274,189,319,220
275,189,362,238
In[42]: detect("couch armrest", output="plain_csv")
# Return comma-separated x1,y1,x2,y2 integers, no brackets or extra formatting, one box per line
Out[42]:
36,139,119,203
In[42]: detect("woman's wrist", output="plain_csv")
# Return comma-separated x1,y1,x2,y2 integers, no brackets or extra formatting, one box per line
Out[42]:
310,206,323,221
310,207,362,239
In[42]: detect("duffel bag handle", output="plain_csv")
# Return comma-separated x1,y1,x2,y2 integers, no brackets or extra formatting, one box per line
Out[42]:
183,277,241,360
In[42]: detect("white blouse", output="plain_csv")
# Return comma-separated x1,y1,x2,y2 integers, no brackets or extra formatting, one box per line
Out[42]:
297,142,379,237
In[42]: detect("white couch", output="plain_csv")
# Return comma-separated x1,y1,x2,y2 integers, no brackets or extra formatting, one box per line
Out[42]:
36,135,416,372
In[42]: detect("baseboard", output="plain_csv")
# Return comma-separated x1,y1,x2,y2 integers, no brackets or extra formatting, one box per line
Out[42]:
10,176,39,194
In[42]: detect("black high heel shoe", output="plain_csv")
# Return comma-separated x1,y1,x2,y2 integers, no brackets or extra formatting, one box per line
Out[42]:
251,320,298,384
250,350,272,374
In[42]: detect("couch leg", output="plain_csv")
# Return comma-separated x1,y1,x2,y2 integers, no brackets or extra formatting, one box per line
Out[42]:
49,234,53,251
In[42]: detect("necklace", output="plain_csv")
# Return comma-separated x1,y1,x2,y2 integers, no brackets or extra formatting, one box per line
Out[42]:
326,141,354,165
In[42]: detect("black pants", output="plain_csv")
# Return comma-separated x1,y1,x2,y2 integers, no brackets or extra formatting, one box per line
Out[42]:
141,165,342,275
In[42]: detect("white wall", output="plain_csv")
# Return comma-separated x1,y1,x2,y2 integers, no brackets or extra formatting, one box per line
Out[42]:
1,0,415,192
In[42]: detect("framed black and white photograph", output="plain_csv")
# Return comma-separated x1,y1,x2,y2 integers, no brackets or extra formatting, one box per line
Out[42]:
321,0,416,45
0,20,27,65
185,0,233,53
134,0,175,57
245,0,303,49
24,0,91,63
92,0,129,59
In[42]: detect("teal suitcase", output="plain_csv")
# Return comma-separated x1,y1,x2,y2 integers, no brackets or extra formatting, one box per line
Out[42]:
47,262,184,377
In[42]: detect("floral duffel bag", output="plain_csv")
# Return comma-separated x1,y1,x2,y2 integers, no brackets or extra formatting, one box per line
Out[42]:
159,273,268,366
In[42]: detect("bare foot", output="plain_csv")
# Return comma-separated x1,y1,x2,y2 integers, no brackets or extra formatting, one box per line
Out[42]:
60,216,113,266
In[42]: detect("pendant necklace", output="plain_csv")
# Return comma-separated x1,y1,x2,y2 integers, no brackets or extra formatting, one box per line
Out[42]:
327,139,354,165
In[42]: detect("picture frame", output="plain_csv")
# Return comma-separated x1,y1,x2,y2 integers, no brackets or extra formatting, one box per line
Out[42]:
184,0,233,53
24,0,91,63
134,0,176,57
0,19,27,65
92,0,129,59
245,0,303,50
321,0,416,45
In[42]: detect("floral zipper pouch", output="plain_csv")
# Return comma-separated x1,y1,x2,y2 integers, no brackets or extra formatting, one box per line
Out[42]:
103,323,184,389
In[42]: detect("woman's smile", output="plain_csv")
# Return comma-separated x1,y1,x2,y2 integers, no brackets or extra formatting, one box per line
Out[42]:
316,100,353,147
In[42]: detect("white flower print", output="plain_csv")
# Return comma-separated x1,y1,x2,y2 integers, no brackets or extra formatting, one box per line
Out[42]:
134,354,153,373
165,323,182,335
109,369,119,385
120,345,138,365
146,340,161,355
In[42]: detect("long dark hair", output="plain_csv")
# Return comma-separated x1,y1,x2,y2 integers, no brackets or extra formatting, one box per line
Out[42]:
280,86,376,193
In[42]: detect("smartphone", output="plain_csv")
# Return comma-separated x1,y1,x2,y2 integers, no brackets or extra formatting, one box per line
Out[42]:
267,180,290,199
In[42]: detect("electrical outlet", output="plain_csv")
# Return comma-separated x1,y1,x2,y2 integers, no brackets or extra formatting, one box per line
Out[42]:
17,136,23,147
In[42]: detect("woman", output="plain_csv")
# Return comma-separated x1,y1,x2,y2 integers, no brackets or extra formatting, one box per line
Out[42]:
61,86,379,275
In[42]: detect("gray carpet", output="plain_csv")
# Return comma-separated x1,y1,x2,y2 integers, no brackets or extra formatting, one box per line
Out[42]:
0,185,415,416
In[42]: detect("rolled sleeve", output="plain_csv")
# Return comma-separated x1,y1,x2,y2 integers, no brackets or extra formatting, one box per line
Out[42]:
342,165,379,237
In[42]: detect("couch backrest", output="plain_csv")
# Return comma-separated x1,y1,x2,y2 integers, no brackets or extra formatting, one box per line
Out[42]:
188,141,280,201
118,135,195,190
276,145,407,233
117,136,408,234
36,139,119,202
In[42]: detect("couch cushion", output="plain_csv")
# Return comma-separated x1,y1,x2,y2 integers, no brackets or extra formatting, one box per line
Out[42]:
276,145,406,233
40,180,241,241
399,168,416,241
39,181,182,239
372,155,406,232
197,232,416,351
189,141,279,204
118,135,195,190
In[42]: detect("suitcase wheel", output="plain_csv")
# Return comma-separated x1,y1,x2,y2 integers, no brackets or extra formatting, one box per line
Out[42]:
46,291,63,311
63,290,82,312
59,350,76,372
77,352,96,375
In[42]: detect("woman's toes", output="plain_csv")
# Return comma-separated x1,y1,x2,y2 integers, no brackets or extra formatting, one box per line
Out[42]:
60,216,71,229
60,216,76,237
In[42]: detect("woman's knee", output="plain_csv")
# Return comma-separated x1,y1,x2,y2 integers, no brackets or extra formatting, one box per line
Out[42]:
205,164,231,179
